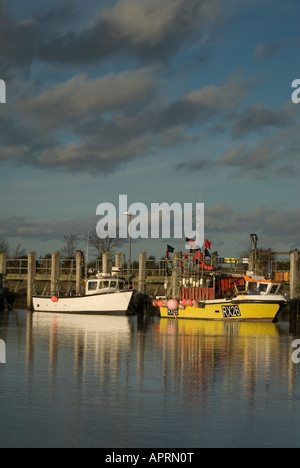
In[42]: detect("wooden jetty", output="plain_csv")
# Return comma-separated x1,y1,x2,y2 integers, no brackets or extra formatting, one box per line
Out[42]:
0,249,299,317
0,251,166,310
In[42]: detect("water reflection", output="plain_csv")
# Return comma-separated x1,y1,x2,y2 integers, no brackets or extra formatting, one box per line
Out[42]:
1,311,300,447
154,319,298,400
23,312,300,404
26,312,132,382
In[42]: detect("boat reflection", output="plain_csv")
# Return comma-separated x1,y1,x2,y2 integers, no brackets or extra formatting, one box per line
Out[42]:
26,312,131,381
156,318,279,336
154,319,297,401
24,312,299,407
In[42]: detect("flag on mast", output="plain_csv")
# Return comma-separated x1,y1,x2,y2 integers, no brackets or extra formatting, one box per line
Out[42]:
204,238,212,249
166,244,174,259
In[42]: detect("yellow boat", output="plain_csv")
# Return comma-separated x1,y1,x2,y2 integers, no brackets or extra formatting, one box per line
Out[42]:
159,275,289,323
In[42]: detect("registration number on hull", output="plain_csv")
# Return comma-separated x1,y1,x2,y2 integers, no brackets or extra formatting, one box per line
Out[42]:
167,308,179,316
221,305,241,318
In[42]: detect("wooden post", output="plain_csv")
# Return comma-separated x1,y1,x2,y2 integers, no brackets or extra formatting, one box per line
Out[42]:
102,252,111,274
0,252,7,275
27,252,36,310
290,250,299,300
51,252,60,296
115,252,123,269
76,251,83,296
138,252,146,293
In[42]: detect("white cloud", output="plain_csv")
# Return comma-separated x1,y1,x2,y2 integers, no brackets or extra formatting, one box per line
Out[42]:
19,68,157,130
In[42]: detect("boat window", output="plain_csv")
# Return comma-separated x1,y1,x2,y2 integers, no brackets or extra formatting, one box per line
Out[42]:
270,285,278,294
110,281,117,288
258,283,268,293
119,282,125,290
99,281,110,289
88,281,98,291
248,282,257,292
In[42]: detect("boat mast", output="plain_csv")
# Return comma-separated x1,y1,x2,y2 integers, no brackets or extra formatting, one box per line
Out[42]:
250,233,258,275
85,231,90,279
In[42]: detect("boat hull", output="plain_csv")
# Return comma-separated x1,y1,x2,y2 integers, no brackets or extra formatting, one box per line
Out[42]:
160,296,287,322
32,291,133,315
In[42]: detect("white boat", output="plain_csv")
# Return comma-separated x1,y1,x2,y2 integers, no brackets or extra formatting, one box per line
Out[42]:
32,272,133,315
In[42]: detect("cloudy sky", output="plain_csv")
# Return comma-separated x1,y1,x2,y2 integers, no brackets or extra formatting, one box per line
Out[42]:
0,0,299,260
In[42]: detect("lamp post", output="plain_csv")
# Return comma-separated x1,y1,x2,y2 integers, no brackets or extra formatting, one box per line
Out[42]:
124,211,133,276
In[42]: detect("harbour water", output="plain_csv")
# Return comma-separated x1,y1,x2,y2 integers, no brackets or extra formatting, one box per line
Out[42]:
1,309,300,448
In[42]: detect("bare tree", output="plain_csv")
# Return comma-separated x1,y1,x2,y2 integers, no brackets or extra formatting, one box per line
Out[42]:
88,231,125,258
10,244,26,258
61,233,80,258
0,236,9,254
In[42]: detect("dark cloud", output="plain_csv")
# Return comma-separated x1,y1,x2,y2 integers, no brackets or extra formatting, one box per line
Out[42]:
174,123,300,180
233,103,296,135
205,204,300,247
0,0,224,75
0,214,97,242
38,0,223,66
0,2,79,76
0,0,299,182
0,5,38,76
1,72,247,173
254,39,290,58
175,159,210,172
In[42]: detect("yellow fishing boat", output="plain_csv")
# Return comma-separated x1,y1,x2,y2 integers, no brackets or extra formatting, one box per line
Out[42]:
159,275,289,322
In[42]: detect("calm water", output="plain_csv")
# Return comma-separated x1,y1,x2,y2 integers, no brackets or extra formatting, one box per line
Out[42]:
1,309,300,448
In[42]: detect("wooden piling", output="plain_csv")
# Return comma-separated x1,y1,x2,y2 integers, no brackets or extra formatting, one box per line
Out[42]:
0,252,7,275
76,251,83,296
51,251,60,296
290,250,299,300
27,252,36,310
138,252,146,292
102,252,111,274
115,253,123,270
290,299,299,322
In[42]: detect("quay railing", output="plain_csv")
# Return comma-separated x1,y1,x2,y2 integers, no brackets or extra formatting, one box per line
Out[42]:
5,257,168,280
4,255,298,284
6,258,80,280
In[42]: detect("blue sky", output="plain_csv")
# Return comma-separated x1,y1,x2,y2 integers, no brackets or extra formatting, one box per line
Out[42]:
0,0,299,260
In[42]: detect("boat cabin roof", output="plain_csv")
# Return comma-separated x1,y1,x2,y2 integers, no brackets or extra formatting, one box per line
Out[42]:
243,275,283,285
242,275,284,295
86,276,126,295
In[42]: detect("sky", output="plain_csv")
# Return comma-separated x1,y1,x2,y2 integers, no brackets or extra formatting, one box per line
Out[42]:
0,0,299,261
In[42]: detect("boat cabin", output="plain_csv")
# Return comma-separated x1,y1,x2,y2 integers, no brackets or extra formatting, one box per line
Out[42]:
86,274,126,296
242,275,284,296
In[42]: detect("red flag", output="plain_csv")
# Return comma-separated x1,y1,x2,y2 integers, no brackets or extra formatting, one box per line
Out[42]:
204,238,212,249
196,251,204,261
